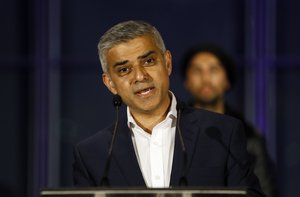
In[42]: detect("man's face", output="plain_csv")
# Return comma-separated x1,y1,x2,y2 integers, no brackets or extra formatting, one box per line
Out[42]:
102,35,172,115
184,52,230,105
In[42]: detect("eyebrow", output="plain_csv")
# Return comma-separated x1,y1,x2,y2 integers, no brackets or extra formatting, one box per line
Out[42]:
112,50,156,68
138,50,155,59
113,60,129,68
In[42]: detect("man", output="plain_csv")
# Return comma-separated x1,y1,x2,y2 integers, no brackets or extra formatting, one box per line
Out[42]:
73,20,264,196
181,44,275,196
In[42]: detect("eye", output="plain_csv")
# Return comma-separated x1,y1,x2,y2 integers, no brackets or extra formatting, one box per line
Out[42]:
191,66,202,74
210,65,221,73
117,67,131,75
144,57,155,65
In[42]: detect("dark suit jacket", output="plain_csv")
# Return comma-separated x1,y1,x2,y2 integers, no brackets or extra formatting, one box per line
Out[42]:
73,105,264,196
225,104,276,197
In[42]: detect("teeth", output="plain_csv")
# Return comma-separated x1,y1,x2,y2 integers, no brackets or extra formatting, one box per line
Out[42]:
138,88,151,95
142,88,150,92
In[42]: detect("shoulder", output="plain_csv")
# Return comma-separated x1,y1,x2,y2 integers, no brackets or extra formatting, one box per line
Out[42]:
181,105,245,143
225,104,264,139
184,104,242,127
75,124,114,152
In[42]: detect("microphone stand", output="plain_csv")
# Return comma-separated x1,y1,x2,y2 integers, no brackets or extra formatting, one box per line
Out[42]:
176,102,188,186
100,95,122,186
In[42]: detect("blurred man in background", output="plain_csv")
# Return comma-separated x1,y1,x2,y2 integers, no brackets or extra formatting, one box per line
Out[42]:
181,43,276,197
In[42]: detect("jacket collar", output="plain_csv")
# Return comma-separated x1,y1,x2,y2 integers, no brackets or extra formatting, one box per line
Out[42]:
112,103,201,187
170,104,201,186
112,117,146,186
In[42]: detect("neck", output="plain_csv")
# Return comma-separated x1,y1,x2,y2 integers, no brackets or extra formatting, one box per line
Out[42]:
194,99,225,114
130,95,171,134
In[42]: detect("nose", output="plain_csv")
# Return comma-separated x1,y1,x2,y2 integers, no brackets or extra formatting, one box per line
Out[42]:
133,65,150,83
202,70,212,83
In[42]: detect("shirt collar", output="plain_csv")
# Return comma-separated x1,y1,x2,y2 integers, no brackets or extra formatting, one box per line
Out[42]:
127,91,177,128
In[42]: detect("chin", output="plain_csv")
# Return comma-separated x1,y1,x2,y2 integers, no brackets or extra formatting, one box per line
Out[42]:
139,104,157,112
136,102,159,113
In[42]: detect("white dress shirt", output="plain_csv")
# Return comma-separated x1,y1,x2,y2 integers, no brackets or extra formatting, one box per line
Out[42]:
127,92,177,188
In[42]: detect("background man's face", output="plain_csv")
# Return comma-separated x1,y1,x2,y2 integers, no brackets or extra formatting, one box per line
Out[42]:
102,35,172,115
184,52,230,105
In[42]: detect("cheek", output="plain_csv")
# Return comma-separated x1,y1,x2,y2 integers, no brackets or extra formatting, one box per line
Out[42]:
185,77,200,90
150,68,168,83
112,79,131,93
212,75,228,90
118,81,130,90
190,74,203,86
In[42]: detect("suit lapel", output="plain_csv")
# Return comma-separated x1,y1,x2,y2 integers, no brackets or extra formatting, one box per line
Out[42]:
111,106,201,187
170,108,200,186
112,117,146,186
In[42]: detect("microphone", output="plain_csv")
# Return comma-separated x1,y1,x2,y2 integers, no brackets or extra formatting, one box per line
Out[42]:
176,102,188,186
205,127,246,168
112,94,122,107
100,94,122,186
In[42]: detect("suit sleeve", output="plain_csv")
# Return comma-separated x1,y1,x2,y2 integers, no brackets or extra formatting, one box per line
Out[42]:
227,120,266,197
72,145,95,186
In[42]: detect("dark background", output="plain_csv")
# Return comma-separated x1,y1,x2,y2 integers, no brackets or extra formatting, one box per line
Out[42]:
1,0,300,197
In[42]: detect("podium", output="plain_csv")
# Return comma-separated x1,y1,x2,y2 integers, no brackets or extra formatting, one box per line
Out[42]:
41,187,248,197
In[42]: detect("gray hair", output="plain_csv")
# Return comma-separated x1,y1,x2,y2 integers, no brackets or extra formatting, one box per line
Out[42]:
97,20,166,73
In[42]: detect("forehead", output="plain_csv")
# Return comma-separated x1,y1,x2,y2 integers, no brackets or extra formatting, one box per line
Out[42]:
106,35,158,60
190,52,222,65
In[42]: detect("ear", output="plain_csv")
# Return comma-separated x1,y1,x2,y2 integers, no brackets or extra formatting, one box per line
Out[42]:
102,73,118,95
164,50,172,76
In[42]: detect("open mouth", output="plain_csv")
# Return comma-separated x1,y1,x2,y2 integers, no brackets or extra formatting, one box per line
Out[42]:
135,87,155,96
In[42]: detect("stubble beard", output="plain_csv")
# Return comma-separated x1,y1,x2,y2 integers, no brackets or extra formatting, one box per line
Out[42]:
194,94,223,109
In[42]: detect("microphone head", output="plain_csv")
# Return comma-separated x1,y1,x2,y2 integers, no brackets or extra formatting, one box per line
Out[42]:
205,127,222,141
112,94,122,107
